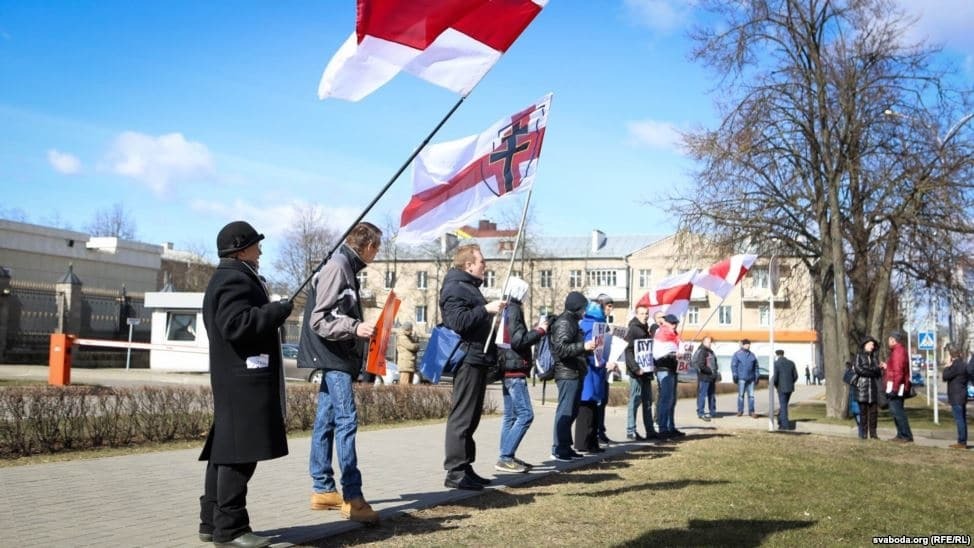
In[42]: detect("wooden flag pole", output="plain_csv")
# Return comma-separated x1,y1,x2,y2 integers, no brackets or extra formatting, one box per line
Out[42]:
484,186,535,352
292,95,468,299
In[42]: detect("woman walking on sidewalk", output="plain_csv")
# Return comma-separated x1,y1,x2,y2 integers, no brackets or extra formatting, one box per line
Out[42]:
851,336,882,439
943,345,969,449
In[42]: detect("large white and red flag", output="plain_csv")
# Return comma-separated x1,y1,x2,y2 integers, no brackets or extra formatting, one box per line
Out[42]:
636,270,698,317
397,94,551,243
319,0,548,101
691,254,758,300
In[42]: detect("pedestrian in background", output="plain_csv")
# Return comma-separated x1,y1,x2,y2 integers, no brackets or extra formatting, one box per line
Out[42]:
772,349,798,430
852,337,882,439
732,339,759,417
882,330,913,443
396,322,419,386
692,336,718,421
943,344,969,449
199,221,292,548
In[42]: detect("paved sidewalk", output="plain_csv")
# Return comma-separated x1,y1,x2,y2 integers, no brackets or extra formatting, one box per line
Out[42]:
0,367,959,547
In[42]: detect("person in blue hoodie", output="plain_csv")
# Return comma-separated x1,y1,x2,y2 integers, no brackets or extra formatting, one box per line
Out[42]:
574,301,608,454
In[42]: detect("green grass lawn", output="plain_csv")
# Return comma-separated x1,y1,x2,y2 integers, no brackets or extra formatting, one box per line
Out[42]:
316,430,974,547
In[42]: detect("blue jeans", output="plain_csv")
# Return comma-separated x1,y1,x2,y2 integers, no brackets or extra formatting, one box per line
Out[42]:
656,370,676,433
777,391,792,429
309,370,362,500
552,378,580,455
500,377,534,460
696,379,716,417
626,375,655,435
951,403,967,444
887,397,913,441
737,379,755,414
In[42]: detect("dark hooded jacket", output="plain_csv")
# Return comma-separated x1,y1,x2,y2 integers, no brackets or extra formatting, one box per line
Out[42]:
499,297,544,377
551,301,588,381
623,316,652,378
852,337,883,404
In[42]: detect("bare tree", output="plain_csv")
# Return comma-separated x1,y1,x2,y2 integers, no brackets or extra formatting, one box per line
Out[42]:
273,204,341,296
674,0,974,416
86,202,137,239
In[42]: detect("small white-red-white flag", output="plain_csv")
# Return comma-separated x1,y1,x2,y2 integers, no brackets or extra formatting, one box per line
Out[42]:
636,270,698,317
318,0,548,101
397,94,551,243
691,254,758,300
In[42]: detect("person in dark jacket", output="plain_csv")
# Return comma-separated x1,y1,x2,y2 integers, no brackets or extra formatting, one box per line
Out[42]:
731,339,759,417
772,349,798,430
943,344,969,449
852,336,882,439
653,313,683,438
593,293,616,446
198,221,293,548
692,336,718,421
441,244,505,490
575,301,609,454
301,222,382,524
495,277,546,473
624,305,657,440
550,291,596,461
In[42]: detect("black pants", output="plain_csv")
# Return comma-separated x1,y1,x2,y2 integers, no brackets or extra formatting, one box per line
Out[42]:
200,461,257,543
595,375,609,438
574,401,599,452
858,402,879,438
444,361,488,480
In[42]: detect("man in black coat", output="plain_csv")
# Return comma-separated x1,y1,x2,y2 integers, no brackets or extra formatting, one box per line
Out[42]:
550,291,596,461
692,336,718,421
772,349,799,430
440,243,505,491
199,221,293,548
624,305,657,440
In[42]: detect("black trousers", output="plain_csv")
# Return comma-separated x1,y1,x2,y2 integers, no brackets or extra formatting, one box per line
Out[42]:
200,461,257,543
858,402,879,438
595,375,609,437
574,401,599,452
444,361,488,479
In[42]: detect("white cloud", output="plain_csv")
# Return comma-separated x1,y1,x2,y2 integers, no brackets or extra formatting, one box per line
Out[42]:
104,131,214,194
895,0,974,54
47,149,82,174
623,0,696,33
626,119,685,153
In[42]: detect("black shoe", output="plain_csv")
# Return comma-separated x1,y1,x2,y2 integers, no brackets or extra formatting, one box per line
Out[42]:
465,469,492,485
444,475,484,490
550,452,573,462
213,532,272,548
672,429,686,437
567,450,586,459
597,435,613,445
199,532,213,543
644,431,660,440
583,446,605,454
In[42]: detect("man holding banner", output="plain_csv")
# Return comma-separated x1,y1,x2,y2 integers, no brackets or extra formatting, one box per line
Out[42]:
299,222,382,524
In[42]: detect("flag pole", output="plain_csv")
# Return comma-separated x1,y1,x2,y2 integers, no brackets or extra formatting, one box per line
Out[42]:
687,293,731,342
483,186,535,352
292,95,468,299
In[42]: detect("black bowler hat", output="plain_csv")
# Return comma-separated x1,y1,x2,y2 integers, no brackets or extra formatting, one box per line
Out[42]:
217,221,265,258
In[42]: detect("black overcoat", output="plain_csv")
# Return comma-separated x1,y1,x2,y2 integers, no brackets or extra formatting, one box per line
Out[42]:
199,259,290,464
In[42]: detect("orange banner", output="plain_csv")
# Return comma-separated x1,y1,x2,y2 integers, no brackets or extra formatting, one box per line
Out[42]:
366,290,401,377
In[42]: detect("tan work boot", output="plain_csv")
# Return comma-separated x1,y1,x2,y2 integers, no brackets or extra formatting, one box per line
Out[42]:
341,497,380,524
310,491,342,510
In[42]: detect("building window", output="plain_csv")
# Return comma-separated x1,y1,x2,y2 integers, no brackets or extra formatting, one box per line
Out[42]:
587,269,617,287
511,270,521,278
415,305,427,324
356,271,367,287
166,312,197,342
638,269,651,289
718,305,733,326
759,304,770,326
540,270,553,288
384,270,396,289
752,267,769,289
485,270,496,288
686,306,699,325
416,271,428,289
569,270,583,288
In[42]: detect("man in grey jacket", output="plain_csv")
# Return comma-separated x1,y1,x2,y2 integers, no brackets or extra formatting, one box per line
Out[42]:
300,222,381,524
772,349,798,430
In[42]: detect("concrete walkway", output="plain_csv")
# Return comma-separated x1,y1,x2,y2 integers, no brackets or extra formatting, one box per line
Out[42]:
0,366,960,547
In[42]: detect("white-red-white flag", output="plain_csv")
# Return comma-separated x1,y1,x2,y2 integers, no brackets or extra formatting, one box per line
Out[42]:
319,0,548,101
691,254,758,300
397,94,551,243
636,270,698,317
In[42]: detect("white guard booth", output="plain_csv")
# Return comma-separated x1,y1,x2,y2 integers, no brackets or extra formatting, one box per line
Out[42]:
143,291,209,372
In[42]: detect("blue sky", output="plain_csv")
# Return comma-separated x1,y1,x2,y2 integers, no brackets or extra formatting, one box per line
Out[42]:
2,1,973,281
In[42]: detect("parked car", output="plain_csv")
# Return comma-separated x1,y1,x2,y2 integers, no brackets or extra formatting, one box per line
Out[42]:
281,343,321,383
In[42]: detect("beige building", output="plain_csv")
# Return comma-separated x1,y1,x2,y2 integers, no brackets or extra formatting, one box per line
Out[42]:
362,227,818,376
